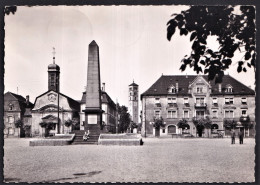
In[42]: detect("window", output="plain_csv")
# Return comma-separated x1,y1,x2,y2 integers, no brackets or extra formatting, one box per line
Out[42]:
8,103,13,110
133,87,138,90
167,110,177,118
196,97,204,104
212,98,218,104
242,110,247,116
8,116,14,123
212,110,218,118
184,98,189,104
168,86,176,93
225,86,233,92
184,110,189,118
167,97,177,104
241,98,247,105
196,87,203,93
50,74,55,86
129,87,132,91
155,111,160,118
196,111,204,118
155,98,160,104
162,129,165,133
225,110,234,118
225,98,234,104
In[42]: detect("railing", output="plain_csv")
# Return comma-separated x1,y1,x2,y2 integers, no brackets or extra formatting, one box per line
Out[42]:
194,103,207,108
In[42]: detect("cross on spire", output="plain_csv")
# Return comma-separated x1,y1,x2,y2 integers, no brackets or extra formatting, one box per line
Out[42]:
52,47,56,64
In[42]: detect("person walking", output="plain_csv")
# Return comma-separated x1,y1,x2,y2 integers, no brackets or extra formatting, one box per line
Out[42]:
231,130,235,144
239,131,244,144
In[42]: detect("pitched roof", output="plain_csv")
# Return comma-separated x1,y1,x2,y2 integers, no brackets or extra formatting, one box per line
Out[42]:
129,82,138,86
33,90,80,112
141,75,255,98
9,92,26,102
80,91,116,109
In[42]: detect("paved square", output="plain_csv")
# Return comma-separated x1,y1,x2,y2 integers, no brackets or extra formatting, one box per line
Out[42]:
4,138,254,183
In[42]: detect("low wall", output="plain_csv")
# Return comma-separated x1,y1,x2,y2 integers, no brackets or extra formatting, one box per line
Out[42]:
98,134,143,146
29,134,75,146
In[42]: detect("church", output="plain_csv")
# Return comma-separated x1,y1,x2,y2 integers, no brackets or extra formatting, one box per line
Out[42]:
28,41,117,139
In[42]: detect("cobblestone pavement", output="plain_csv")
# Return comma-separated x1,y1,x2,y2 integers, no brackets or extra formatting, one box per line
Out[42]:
4,137,255,183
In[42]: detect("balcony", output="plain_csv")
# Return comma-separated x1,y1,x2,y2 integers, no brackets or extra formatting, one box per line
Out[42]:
194,103,207,108
240,115,250,122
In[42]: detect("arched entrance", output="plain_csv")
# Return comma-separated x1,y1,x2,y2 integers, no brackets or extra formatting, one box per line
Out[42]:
168,125,177,134
211,124,219,130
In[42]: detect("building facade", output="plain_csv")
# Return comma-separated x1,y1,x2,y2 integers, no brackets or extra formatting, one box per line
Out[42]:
80,86,117,133
128,81,139,124
141,75,255,137
30,51,80,137
4,92,33,137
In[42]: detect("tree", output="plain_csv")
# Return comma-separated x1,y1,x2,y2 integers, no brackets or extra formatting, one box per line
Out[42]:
167,6,256,83
65,119,73,133
177,118,189,129
14,119,23,137
14,119,23,128
223,119,237,129
4,6,17,15
118,105,131,133
153,117,165,130
192,116,212,137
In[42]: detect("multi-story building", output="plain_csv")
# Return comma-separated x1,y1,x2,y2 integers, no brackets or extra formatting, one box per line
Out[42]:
128,81,139,124
4,92,33,137
79,83,117,133
141,75,255,137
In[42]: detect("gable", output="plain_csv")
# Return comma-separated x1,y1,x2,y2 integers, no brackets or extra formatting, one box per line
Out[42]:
32,90,73,111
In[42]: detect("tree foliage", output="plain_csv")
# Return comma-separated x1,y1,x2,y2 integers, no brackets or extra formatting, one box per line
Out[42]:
167,6,256,83
65,119,73,128
223,119,237,129
118,105,131,133
4,6,17,15
153,117,165,130
14,119,23,128
192,116,212,129
177,118,189,129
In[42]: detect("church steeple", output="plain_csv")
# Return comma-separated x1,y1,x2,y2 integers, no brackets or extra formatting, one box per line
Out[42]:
48,47,60,92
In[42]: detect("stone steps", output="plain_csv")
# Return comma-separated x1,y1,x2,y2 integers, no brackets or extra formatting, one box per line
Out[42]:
71,130,99,145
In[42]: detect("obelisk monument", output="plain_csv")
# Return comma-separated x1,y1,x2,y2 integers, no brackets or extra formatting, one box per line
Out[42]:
84,40,103,133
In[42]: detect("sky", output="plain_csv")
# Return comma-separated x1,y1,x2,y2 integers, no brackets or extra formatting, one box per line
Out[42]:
4,6,255,111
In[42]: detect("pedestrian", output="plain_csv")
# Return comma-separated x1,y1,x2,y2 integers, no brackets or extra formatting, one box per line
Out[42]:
239,131,244,144
231,130,235,144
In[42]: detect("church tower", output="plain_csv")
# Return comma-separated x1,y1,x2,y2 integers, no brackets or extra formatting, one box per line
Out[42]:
129,81,139,124
48,47,60,92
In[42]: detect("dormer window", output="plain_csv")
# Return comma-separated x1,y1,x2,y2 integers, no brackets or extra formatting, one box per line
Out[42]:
168,85,176,93
9,103,14,110
225,85,233,93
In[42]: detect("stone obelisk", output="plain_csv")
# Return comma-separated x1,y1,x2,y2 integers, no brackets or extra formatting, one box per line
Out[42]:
84,40,103,133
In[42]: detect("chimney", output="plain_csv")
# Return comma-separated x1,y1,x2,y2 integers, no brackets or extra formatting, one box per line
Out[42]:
176,80,179,93
26,95,29,105
218,83,222,93
102,83,105,92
